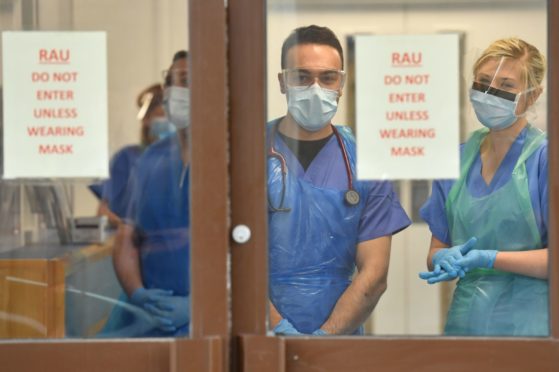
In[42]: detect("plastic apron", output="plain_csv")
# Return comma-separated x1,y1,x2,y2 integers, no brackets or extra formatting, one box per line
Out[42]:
444,125,548,336
268,125,367,334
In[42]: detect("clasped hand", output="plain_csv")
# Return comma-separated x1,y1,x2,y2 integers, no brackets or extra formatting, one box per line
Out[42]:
419,237,497,284
131,288,190,333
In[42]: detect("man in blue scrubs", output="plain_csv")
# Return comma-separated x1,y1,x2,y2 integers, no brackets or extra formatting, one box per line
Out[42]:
109,50,191,337
268,25,411,336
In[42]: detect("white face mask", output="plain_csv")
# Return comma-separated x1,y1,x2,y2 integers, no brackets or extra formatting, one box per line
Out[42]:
286,83,338,132
164,86,190,129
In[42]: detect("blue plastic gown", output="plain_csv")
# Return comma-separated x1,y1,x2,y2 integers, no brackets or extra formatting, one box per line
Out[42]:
268,119,410,334
100,134,190,337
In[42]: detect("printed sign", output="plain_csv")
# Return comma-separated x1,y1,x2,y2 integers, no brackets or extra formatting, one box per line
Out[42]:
355,34,460,180
2,31,108,178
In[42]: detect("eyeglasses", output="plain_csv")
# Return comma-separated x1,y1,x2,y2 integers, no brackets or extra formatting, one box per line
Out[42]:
472,81,517,102
162,68,189,87
282,68,346,90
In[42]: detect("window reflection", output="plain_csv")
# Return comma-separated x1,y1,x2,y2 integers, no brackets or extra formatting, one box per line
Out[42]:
0,0,189,339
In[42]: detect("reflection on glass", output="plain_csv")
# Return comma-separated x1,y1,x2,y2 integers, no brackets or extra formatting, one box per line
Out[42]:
0,0,190,339
108,51,191,338
266,0,547,337
419,38,549,336
267,25,411,336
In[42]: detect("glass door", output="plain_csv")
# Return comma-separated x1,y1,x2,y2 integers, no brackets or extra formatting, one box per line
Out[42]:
0,0,229,370
230,0,559,370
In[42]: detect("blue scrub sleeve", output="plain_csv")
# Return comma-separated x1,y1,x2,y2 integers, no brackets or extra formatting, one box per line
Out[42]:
88,182,105,200
419,179,455,246
357,181,411,242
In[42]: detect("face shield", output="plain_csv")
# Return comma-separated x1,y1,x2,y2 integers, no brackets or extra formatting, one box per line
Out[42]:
137,92,154,120
469,56,537,131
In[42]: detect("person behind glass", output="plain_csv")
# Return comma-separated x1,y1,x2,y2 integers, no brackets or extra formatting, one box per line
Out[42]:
92,83,175,227
419,38,548,336
111,50,190,337
268,25,411,336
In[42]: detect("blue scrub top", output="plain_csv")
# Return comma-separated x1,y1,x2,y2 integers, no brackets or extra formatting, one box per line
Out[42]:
102,145,143,218
125,133,190,296
420,126,548,246
268,119,411,242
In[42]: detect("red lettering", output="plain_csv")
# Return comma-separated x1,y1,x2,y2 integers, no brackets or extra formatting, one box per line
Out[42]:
39,49,70,63
390,146,425,157
385,110,429,121
388,92,425,103
38,144,73,154
404,74,430,84
392,52,422,66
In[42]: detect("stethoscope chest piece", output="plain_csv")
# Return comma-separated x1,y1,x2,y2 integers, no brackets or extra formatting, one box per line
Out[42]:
344,189,360,206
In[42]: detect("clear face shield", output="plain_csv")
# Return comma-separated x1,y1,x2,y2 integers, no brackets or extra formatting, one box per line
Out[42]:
469,56,538,131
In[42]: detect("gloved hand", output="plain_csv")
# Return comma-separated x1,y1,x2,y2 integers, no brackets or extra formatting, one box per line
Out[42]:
144,295,190,332
312,328,329,336
419,270,459,284
130,287,173,307
431,237,478,277
273,318,301,335
418,237,477,284
129,287,176,333
456,249,498,272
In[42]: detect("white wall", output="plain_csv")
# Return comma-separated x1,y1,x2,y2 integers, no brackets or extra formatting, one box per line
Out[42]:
267,0,547,335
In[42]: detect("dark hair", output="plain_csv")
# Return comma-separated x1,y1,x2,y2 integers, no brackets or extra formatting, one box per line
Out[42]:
280,25,343,69
165,50,189,86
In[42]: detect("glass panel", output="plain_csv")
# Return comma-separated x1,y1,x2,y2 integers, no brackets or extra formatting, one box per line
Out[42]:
0,0,190,339
266,0,548,337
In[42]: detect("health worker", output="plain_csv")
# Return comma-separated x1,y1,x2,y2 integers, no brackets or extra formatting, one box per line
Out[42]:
419,38,548,336
90,83,175,227
106,50,190,337
269,25,411,336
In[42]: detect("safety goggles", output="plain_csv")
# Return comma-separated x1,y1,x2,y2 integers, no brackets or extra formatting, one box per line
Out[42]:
471,81,518,102
282,68,346,90
162,68,189,87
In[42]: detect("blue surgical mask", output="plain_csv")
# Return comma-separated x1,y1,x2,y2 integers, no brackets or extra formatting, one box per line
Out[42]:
149,117,176,140
164,86,190,129
469,88,522,131
287,83,338,132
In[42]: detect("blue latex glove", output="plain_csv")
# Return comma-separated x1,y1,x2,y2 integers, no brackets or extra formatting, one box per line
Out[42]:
431,237,477,277
312,328,329,336
419,270,459,284
130,287,173,307
273,319,301,335
456,249,498,272
418,237,477,284
144,295,190,332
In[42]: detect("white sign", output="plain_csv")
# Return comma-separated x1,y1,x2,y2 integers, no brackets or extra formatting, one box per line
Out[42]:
355,34,460,180
2,31,108,178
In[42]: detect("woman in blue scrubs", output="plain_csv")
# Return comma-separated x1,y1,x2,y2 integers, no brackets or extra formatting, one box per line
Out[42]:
419,38,548,336
94,84,175,226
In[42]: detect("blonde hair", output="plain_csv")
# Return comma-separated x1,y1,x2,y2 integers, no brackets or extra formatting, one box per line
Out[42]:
473,37,546,90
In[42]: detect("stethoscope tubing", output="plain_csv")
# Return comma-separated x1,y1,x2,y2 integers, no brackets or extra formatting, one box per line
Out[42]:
267,123,356,210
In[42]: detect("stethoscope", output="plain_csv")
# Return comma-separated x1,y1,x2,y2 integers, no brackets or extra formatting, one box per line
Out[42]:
267,123,360,212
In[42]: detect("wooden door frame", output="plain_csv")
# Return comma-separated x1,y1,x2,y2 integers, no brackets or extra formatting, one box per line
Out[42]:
0,1,229,371
230,0,559,370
